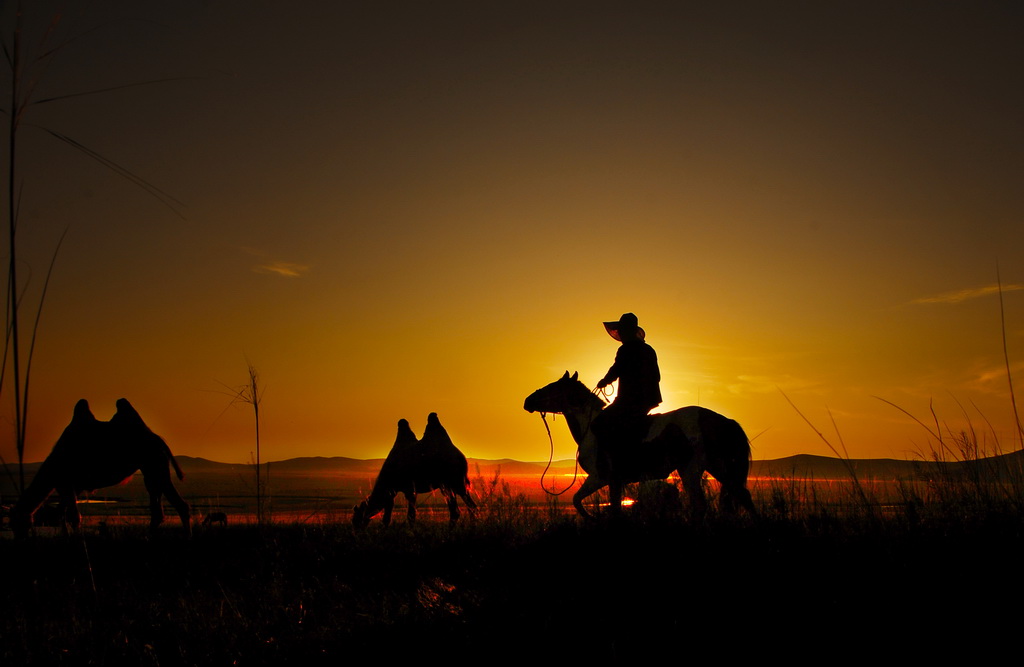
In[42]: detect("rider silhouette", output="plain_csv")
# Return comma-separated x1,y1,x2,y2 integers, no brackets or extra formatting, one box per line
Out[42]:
593,312,662,478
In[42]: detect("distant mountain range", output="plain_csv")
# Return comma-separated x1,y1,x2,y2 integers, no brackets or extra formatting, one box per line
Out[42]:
172,450,1024,479
4,449,1023,495
163,449,1024,481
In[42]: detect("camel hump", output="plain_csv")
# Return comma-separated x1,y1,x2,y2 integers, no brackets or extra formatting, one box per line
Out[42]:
114,398,146,426
423,412,449,441
72,399,95,423
422,413,458,455
395,418,418,446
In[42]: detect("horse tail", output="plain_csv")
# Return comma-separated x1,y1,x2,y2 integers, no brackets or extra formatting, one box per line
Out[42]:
724,418,758,516
727,418,751,480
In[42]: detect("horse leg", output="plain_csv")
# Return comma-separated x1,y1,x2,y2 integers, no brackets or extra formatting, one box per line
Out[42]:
709,457,757,518
679,463,707,519
382,496,395,527
722,483,757,517
573,476,606,518
608,479,624,516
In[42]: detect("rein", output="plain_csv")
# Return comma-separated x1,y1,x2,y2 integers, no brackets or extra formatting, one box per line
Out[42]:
539,412,580,496
537,384,611,496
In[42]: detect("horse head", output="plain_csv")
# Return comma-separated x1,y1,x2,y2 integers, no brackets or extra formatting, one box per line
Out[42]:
523,371,606,415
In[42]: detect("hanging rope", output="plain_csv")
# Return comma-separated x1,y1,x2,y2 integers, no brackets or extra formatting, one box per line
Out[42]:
539,412,579,496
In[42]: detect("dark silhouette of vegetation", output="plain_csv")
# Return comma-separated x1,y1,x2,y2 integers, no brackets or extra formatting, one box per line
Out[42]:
3,474,1023,662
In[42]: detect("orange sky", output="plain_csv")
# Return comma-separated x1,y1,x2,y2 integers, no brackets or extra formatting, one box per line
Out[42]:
3,1,1023,465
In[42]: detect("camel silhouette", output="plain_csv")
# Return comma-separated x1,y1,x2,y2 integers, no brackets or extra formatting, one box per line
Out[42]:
11,398,191,537
353,413,476,528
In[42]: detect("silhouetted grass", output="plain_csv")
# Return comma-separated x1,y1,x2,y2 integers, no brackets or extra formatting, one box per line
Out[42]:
3,468,1024,664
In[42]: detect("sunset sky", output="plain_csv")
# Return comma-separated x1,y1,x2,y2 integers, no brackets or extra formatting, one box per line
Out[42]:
3,1,1022,466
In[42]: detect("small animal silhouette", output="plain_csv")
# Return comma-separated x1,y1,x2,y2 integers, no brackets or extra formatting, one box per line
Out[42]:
202,511,228,527
11,398,191,537
353,413,477,528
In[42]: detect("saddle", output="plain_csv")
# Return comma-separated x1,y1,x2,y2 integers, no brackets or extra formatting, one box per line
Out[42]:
594,412,654,479
598,414,690,482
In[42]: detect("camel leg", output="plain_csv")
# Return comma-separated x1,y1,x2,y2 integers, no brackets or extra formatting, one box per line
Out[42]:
148,491,166,531
143,470,170,532
444,489,460,523
162,482,192,537
59,489,81,534
404,491,417,524
459,489,477,511
573,476,607,518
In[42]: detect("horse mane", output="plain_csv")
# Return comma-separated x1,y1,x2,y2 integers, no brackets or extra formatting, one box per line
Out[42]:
568,375,608,412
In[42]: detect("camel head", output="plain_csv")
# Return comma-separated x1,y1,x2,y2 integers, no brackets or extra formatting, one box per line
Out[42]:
352,500,370,529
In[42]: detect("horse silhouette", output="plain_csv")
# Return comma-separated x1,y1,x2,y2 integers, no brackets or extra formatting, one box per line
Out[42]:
11,398,191,537
353,413,476,528
524,371,755,518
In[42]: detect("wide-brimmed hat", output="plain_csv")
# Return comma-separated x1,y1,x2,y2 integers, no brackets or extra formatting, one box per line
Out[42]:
603,312,645,342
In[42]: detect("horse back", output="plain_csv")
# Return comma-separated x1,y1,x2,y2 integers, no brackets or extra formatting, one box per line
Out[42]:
656,406,750,465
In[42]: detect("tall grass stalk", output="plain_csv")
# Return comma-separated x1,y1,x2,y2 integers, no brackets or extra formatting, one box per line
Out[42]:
232,363,266,525
996,269,1024,449
874,276,1024,514
3,3,184,492
778,389,876,518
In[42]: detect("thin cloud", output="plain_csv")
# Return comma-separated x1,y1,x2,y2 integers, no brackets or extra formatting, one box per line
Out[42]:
253,261,310,278
912,283,1024,305
727,374,821,395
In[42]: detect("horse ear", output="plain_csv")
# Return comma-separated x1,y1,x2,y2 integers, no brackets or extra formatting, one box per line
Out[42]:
571,371,578,381
561,371,570,379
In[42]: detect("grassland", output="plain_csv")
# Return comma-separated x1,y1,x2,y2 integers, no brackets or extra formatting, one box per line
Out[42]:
3,459,1024,664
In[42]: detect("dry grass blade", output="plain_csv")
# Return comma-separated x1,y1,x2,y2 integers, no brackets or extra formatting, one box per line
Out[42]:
41,128,186,218
19,225,69,440
997,268,1024,449
31,77,197,106
778,388,874,511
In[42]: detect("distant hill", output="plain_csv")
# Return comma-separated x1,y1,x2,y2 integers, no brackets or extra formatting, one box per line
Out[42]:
175,456,573,477
4,449,1023,500
752,449,1024,481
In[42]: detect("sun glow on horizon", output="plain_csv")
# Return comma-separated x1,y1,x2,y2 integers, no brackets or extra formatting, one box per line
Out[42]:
0,2,1021,470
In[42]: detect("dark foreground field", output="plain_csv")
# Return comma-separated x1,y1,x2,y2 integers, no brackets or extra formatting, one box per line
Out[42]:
4,482,1024,665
